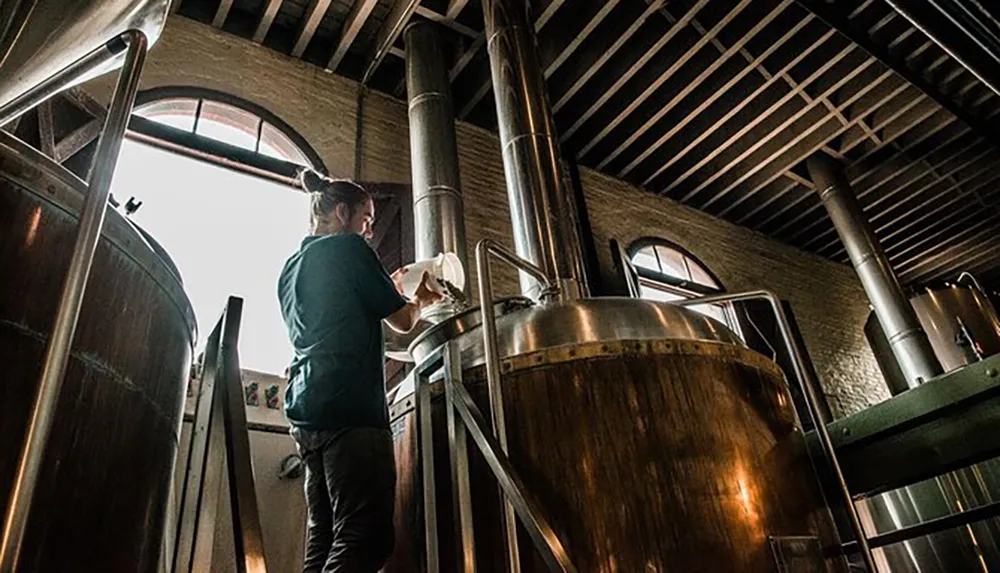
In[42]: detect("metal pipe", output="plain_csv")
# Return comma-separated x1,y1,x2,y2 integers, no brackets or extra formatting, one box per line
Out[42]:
0,29,148,571
444,342,476,573
405,21,470,318
447,376,577,572
957,271,988,296
418,363,440,573
676,290,878,572
476,239,523,572
807,154,942,389
845,498,1000,550
0,36,124,126
883,0,1000,97
482,0,585,301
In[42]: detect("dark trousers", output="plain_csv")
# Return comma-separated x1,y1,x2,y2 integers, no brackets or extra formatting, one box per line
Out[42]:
290,426,396,573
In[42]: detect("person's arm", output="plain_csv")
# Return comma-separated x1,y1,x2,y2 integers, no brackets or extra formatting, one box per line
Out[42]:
385,272,441,333
350,237,441,332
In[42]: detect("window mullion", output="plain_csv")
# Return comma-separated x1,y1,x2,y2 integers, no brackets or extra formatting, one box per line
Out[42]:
192,98,204,135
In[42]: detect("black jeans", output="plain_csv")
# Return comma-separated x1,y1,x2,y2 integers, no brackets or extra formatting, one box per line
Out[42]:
290,426,396,573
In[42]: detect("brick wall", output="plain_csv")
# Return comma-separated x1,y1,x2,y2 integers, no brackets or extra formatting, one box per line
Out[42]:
85,16,889,416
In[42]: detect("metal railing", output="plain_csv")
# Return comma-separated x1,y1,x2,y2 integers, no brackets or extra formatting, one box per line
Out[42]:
412,239,576,573
172,297,268,573
676,290,878,572
0,29,149,572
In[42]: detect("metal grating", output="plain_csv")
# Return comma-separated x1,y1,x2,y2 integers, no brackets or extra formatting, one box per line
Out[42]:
174,0,1000,289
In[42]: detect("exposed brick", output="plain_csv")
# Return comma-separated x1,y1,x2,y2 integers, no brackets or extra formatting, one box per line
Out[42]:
84,16,889,417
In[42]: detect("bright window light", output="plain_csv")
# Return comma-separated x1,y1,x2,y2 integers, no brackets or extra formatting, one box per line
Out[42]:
111,137,310,375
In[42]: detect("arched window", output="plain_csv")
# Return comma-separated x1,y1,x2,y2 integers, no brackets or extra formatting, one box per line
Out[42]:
628,239,740,332
130,87,325,178
111,89,326,375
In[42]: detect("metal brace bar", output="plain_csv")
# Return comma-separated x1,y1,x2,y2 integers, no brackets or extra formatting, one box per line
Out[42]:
417,354,440,573
0,30,149,571
445,343,477,572
446,376,578,572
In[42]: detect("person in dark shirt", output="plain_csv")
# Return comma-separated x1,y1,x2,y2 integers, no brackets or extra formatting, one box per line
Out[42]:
278,169,441,573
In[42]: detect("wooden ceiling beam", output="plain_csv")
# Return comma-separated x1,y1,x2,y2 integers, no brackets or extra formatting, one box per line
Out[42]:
702,70,910,213
768,108,962,238
920,243,1000,285
445,0,471,20
414,6,478,38
550,0,662,115
898,224,999,279
292,0,334,58
327,0,379,71
253,0,284,43
559,0,710,143
606,0,792,178
212,0,234,28
795,0,1000,156
54,118,103,163
38,100,55,157
64,87,108,120
361,0,421,84
890,199,995,264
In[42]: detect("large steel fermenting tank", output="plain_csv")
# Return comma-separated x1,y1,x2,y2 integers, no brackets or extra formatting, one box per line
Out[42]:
863,284,1000,572
866,285,1000,394
385,298,844,572
0,131,196,569
0,0,169,111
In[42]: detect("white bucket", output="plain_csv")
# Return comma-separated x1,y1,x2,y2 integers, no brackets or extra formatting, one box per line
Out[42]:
397,252,465,299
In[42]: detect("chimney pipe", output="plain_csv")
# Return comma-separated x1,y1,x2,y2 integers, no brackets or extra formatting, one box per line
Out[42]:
807,154,942,389
482,0,585,301
405,22,470,316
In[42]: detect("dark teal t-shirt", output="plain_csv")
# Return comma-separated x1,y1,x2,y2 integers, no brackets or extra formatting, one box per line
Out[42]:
278,234,407,432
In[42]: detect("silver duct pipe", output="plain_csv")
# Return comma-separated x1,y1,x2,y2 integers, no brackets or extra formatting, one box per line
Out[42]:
807,154,942,388
482,0,584,301
405,22,469,317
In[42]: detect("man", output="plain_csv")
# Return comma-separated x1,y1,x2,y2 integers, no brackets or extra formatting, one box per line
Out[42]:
278,170,441,572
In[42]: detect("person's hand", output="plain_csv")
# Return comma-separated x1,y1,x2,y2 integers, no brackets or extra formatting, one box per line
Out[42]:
413,271,444,307
390,267,408,295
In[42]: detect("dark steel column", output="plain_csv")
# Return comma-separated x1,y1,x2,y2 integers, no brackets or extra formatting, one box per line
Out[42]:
482,0,584,301
807,154,942,389
405,22,469,316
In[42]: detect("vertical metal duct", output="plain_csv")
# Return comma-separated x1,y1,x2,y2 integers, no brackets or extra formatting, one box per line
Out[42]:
807,154,942,388
405,22,469,312
482,0,584,300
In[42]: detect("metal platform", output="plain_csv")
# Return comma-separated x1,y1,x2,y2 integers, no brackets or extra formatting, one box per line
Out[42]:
811,354,1000,498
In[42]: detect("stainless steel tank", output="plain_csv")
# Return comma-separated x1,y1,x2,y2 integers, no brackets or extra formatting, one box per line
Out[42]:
0,0,169,111
0,130,195,570
864,284,1000,572
385,298,845,572
866,285,1000,394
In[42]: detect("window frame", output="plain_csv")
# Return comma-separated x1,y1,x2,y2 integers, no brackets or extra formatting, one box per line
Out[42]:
627,237,742,333
127,87,326,185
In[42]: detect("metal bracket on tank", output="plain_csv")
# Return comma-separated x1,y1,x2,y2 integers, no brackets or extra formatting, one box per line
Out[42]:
768,536,827,573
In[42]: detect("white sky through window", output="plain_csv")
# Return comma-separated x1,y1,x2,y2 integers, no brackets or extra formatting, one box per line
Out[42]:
110,138,310,374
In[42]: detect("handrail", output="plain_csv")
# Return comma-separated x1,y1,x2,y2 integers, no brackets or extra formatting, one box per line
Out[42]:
675,290,877,572
475,239,555,573
411,240,574,572
0,30,149,572
173,297,268,573
443,345,576,572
